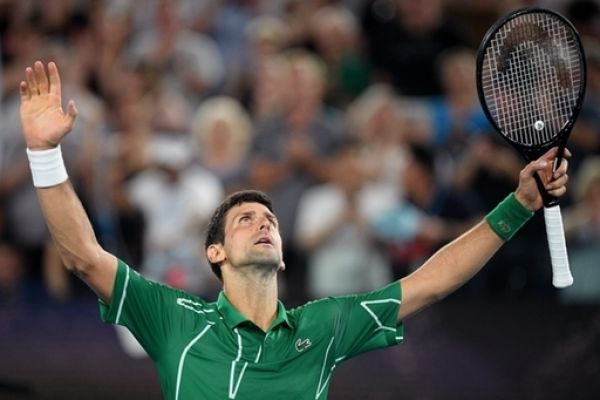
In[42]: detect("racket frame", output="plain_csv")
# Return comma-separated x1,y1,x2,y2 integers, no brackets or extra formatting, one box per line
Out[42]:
476,7,587,184
475,7,586,288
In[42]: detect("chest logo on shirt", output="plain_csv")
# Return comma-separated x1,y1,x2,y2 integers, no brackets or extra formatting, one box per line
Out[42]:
295,338,312,352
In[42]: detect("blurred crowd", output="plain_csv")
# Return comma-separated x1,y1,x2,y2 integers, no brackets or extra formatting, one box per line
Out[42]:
0,0,599,307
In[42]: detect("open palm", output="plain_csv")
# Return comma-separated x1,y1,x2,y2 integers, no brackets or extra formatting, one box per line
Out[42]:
19,61,77,150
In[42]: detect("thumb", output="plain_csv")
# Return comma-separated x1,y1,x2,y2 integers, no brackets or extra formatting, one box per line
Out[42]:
64,100,78,128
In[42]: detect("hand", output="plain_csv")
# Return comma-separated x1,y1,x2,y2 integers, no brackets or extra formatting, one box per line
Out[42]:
514,147,570,211
19,61,78,150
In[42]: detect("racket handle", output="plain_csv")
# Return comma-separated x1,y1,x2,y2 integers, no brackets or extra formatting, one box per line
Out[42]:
543,205,573,288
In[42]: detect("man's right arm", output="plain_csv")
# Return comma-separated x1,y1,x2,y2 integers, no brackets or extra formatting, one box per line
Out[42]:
20,61,117,303
37,181,117,303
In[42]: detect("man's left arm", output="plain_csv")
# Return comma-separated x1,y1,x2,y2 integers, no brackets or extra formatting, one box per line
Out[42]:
398,147,570,322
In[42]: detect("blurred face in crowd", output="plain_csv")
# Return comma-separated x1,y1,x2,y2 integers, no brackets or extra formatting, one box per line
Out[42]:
291,55,325,109
439,50,477,97
395,0,443,32
333,145,367,195
252,55,294,117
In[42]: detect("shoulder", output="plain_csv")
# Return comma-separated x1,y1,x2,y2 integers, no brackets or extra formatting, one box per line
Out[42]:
124,264,214,310
286,297,343,332
290,297,341,316
172,292,219,316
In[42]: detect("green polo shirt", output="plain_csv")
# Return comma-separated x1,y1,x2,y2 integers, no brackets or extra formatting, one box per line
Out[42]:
100,260,403,400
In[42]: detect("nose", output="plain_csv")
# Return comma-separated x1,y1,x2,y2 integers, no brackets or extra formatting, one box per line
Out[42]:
258,216,272,231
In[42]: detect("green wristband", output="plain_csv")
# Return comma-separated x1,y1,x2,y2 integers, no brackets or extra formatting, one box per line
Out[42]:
486,193,534,241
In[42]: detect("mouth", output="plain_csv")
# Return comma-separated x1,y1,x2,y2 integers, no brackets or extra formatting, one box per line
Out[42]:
254,236,273,246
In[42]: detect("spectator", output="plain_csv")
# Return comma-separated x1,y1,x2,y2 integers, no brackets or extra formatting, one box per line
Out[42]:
284,0,334,48
424,45,519,207
361,0,470,96
239,14,290,105
246,14,289,65
103,62,156,179
127,135,223,296
249,50,345,300
425,47,492,153
248,53,294,123
346,83,410,193
203,0,266,97
89,2,135,102
309,4,372,107
566,38,600,175
191,96,254,193
373,144,482,278
127,0,225,111
249,50,345,244
295,136,394,298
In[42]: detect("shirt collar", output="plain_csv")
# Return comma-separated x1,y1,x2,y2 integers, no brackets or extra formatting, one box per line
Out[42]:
216,291,292,331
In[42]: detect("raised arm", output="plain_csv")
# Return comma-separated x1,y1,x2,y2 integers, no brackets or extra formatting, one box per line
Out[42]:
398,147,569,321
20,61,117,303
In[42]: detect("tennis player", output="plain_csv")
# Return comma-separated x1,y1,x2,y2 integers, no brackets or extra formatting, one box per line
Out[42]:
19,61,570,399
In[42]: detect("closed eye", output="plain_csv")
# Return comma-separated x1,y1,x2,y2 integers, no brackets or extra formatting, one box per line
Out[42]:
267,216,278,228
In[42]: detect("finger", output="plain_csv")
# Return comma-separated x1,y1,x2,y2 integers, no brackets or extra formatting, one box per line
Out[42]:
537,147,571,171
547,186,567,198
64,100,78,128
34,61,49,94
25,67,38,95
19,81,30,101
553,158,569,179
47,62,62,97
538,147,559,162
546,173,568,190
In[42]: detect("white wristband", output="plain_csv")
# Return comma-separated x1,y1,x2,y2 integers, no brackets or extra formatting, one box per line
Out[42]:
26,145,69,188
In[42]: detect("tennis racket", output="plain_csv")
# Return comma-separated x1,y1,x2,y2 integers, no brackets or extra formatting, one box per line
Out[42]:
476,7,587,288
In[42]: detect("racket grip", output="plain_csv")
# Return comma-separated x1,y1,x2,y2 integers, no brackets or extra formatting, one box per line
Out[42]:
543,205,573,288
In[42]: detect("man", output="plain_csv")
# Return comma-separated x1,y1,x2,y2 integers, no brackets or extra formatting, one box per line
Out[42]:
19,61,569,399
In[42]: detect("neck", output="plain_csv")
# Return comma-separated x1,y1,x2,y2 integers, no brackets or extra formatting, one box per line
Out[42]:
222,268,279,332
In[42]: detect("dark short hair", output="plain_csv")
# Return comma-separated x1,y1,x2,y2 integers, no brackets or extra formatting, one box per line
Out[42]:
204,190,274,280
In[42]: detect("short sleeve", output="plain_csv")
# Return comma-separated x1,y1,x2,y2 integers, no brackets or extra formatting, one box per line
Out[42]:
98,260,208,359
331,281,403,358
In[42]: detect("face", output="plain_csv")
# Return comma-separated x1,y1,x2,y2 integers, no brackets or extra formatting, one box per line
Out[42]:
209,202,284,274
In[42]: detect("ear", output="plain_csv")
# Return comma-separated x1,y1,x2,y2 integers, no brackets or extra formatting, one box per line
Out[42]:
278,261,286,272
207,244,226,265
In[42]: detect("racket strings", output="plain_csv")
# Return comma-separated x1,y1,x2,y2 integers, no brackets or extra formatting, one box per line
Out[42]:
482,12,582,146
